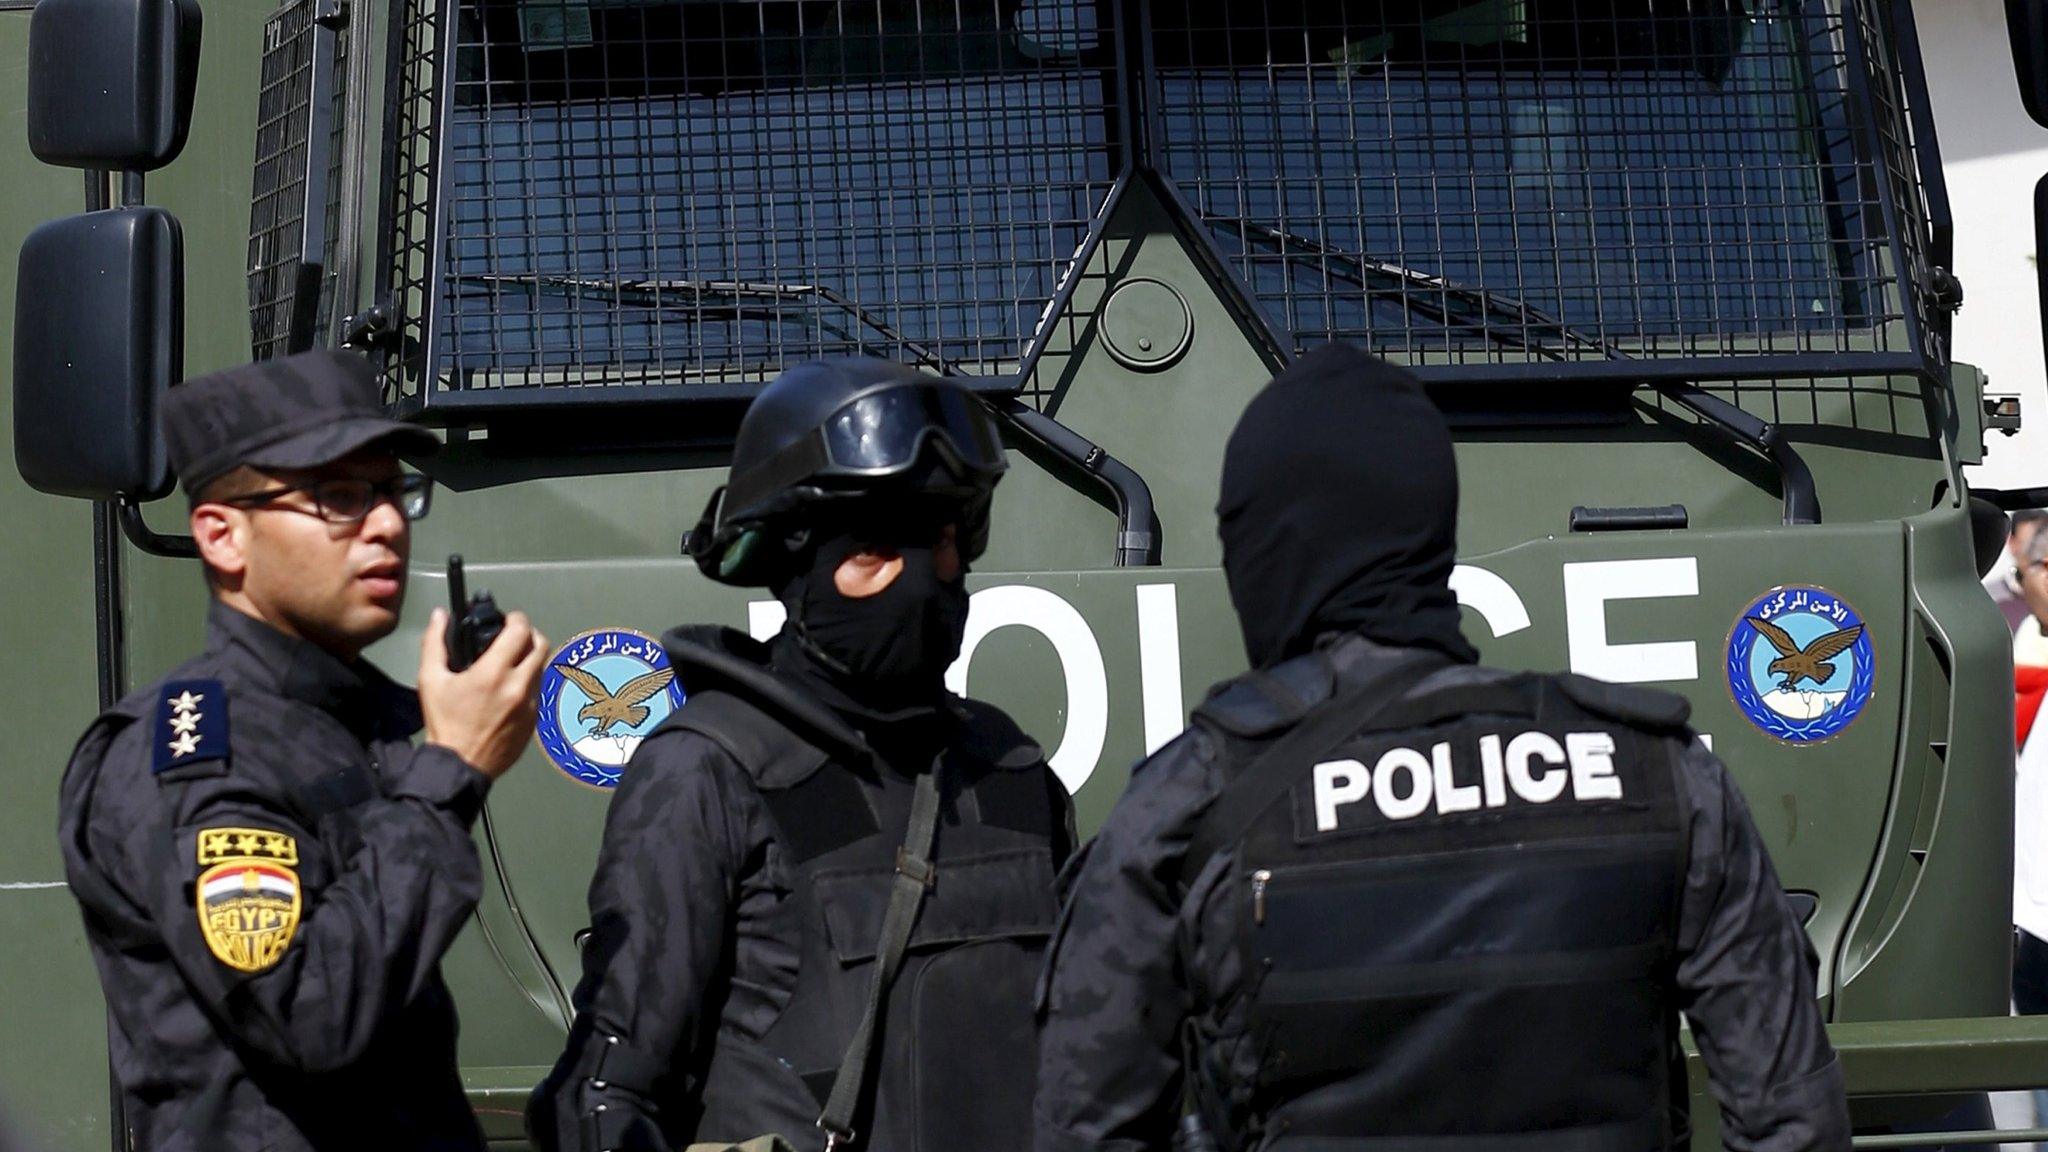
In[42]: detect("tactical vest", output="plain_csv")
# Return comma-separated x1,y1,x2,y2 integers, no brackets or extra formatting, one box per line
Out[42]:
664,691,1063,1152
1189,662,1692,1152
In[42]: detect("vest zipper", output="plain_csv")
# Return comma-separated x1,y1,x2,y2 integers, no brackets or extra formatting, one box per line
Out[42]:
1252,869,1272,924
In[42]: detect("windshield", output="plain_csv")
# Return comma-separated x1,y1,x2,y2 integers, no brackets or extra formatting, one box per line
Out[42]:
1151,0,1911,364
435,0,1116,384
387,0,1934,389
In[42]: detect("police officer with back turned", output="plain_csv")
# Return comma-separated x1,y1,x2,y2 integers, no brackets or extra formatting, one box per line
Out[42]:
529,358,1075,1152
57,349,551,1150
1033,344,1849,1152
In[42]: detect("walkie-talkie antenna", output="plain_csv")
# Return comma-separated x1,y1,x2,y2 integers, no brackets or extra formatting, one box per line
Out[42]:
447,553,468,613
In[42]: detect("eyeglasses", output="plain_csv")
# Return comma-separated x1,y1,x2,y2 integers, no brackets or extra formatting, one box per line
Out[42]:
221,474,433,524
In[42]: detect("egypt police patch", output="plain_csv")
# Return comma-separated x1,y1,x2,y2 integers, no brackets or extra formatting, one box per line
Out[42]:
154,679,228,775
537,629,685,789
195,827,301,973
1726,586,1875,744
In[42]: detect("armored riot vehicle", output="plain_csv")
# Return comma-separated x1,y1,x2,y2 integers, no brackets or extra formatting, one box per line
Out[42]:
8,0,2048,1147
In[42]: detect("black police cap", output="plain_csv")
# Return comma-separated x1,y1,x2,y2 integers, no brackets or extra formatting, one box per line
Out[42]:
162,349,438,496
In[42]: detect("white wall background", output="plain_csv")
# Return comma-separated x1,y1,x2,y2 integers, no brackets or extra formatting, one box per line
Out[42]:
1923,0,2048,489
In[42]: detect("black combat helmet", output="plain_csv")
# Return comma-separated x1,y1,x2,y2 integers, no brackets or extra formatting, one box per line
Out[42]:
688,357,1008,586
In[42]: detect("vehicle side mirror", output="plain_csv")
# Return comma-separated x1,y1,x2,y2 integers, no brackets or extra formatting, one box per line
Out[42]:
2038,173,2048,392
27,0,202,170
13,208,182,501
2013,0,2048,129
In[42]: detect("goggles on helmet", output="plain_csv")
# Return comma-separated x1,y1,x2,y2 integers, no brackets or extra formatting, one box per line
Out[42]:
687,381,1008,586
720,381,1007,526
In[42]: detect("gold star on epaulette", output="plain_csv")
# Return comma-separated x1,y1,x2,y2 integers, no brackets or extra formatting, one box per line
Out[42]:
197,827,299,867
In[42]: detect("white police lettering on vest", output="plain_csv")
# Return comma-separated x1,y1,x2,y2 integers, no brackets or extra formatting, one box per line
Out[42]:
1312,731,1625,831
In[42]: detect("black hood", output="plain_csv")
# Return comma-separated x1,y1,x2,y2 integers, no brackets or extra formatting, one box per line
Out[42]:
660,625,874,771
1217,344,1479,670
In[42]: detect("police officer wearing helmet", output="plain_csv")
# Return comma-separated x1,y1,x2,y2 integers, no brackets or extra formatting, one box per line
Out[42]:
1033,345,1848,1152
57,349,551,1150
529,358,1075,1152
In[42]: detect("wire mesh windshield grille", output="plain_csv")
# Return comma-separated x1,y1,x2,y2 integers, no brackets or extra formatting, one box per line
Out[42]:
1851,0,1942,361
249,0,340,359
384,0,449,390
378,0,1942,408
383,0,1119,400
1146,0,1930,375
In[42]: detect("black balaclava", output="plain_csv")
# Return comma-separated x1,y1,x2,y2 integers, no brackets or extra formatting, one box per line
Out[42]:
1218,343,1479,670
770,504,971,719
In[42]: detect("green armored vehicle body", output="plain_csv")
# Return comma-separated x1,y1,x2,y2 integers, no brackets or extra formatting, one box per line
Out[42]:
6,0,2048,1146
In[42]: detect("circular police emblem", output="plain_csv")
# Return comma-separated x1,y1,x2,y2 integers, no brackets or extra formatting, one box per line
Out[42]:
537,629,685,788
1725,586,1875,744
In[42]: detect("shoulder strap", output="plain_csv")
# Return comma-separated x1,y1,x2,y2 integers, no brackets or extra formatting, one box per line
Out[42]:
815,766,941,1150
1183,651,1449,887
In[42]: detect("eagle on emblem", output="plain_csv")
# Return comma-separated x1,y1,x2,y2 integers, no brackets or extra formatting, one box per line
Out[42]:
555,664,677,736
1746,616,1865,690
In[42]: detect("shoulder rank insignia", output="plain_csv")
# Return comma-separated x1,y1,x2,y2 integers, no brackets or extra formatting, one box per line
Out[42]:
154,679,228,775
195,827,300,973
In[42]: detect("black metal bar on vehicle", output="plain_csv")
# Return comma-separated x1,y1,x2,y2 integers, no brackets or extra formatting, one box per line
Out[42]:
118,498,199,559
368,0,408,364
1841,1,1938,380
1012,170,1133,389
288,10,338,354
91,500,125,707
1570,506,1689,533
416,0,458,390
82,163,128,1152
328,0,375,346
1855,1128,2048,1150
1884,0,1953,273
993,399,1160,567
82,168,126,707
1661,383,1822,526
1409,353,1934,388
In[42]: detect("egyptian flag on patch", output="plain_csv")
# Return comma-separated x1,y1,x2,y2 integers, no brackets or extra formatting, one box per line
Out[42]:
195,858,302,974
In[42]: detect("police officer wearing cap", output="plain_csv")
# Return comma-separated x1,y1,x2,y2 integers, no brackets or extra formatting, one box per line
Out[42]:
527,358,1074,1152
57,349,551,1150
1033,345,1849,1152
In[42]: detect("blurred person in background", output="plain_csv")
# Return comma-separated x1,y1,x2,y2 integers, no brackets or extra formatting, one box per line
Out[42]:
1988,511,2048,640
2012,525,2048,1126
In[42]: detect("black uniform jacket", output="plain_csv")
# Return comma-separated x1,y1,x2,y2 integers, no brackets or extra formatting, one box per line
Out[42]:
529,626,1076,1152
57,603,490,1152
1033,632,1849,1152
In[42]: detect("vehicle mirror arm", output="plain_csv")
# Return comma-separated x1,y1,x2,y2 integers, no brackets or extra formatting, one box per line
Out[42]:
1657,382,1822,526
117,497,198,558
990,400,1161,567
1975,486,2048,512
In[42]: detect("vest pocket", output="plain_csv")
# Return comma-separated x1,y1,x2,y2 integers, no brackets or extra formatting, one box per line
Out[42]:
813,847,1058,963
909,938,1041,1152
